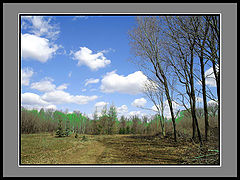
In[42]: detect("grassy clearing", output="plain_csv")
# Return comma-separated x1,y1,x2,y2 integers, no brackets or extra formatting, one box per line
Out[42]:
21,133,104,164
21,133,219,165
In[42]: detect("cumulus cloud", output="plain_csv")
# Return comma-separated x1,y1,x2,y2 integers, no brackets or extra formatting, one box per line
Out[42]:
22,80,98,110
21,16,60,40
100,70,149,95
41,90,98,105
84,78,99,86
44,104,57,110
205,67,217,87
21,92,57,111
127,111,147,118
198,66,218,87
71,47,111,70
22,92,49,106
56,83,68,90
93,101,109,115
94,101,108,109
30,77,69,92
21,67,34,86
131,98,147,107
74,95,98,105
30,78,56,92
28,77,97,106
117,105,128,115
207,99,218,106
21,33,59,63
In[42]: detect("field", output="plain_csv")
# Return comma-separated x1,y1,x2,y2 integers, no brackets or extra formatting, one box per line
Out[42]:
21,133,219,165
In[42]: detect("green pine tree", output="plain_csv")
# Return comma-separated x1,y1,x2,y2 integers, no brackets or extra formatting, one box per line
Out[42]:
55,119,64,137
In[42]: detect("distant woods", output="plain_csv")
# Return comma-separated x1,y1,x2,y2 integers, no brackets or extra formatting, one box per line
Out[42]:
128,16,220,144
21,106,167,136
21,103,218,141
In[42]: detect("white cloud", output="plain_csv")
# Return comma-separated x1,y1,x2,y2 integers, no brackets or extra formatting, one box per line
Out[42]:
41,90,98,105
21,16,60,40
30,78,56,92
198,67,218,87
117,105,128,115
71,47,111,70
127,111,146,118
21,92,58,111
21,90,97,111
205,67,217,87
85,78,99,86
95,101,108,108
131,98,147,107
21,67,34,86
100,70,149,95
74,95,98,105
45,104,57,110
94,101,109,115
56,83,68,90
21,33,59,63
207,99,218,106
30,77,68,92
21,92,49,106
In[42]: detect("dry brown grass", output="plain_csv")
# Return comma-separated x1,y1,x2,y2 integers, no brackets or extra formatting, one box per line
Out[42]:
21,130,220,165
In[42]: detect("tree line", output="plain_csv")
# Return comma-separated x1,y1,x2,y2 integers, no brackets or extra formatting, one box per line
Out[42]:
21,106,171,136
21,102,218,138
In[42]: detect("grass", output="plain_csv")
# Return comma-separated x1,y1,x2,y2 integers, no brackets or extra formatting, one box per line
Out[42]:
21,133,105,164
21,131,220,165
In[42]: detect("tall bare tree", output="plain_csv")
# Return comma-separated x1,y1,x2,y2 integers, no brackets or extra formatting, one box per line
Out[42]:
129,17,177,141
163,16,203,145
194,17,210,141
204,16,220,128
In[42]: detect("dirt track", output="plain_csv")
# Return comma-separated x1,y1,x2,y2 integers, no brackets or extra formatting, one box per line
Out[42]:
21,133,220,165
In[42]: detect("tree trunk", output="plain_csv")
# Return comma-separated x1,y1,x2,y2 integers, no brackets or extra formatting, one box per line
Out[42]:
200,56,209,141
164,81,177,142
190,48,202,145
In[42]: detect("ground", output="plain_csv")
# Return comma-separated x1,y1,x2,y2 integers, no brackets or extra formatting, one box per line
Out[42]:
20,133,220,165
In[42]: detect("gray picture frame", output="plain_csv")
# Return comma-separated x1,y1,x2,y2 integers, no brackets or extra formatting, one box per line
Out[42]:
3,3,237,177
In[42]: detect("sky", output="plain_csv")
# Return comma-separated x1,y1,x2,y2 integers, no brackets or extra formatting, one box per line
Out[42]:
20,15,218,119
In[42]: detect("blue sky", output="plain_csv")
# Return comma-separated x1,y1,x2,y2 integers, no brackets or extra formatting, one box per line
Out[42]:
20,15,218,119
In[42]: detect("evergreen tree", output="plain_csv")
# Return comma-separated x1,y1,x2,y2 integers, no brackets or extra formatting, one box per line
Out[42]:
55,119,64,137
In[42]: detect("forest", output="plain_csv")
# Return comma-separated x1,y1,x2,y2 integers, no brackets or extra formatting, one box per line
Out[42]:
21,103,218,138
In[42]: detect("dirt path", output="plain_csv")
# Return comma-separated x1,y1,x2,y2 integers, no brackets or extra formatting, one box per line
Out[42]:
60,140,105,164
95,135,186,164
21,133,219,165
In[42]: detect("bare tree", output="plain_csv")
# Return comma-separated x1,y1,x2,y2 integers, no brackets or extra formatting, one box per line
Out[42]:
143,79,166,137
193,16,210,141
204,16,220,128
163,16,203,145
129,17,178,141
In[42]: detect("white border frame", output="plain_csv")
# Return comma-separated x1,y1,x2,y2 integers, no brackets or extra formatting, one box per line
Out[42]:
18,12,222,168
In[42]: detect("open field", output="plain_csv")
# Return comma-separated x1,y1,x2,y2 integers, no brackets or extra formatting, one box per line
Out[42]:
21,133,219,165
